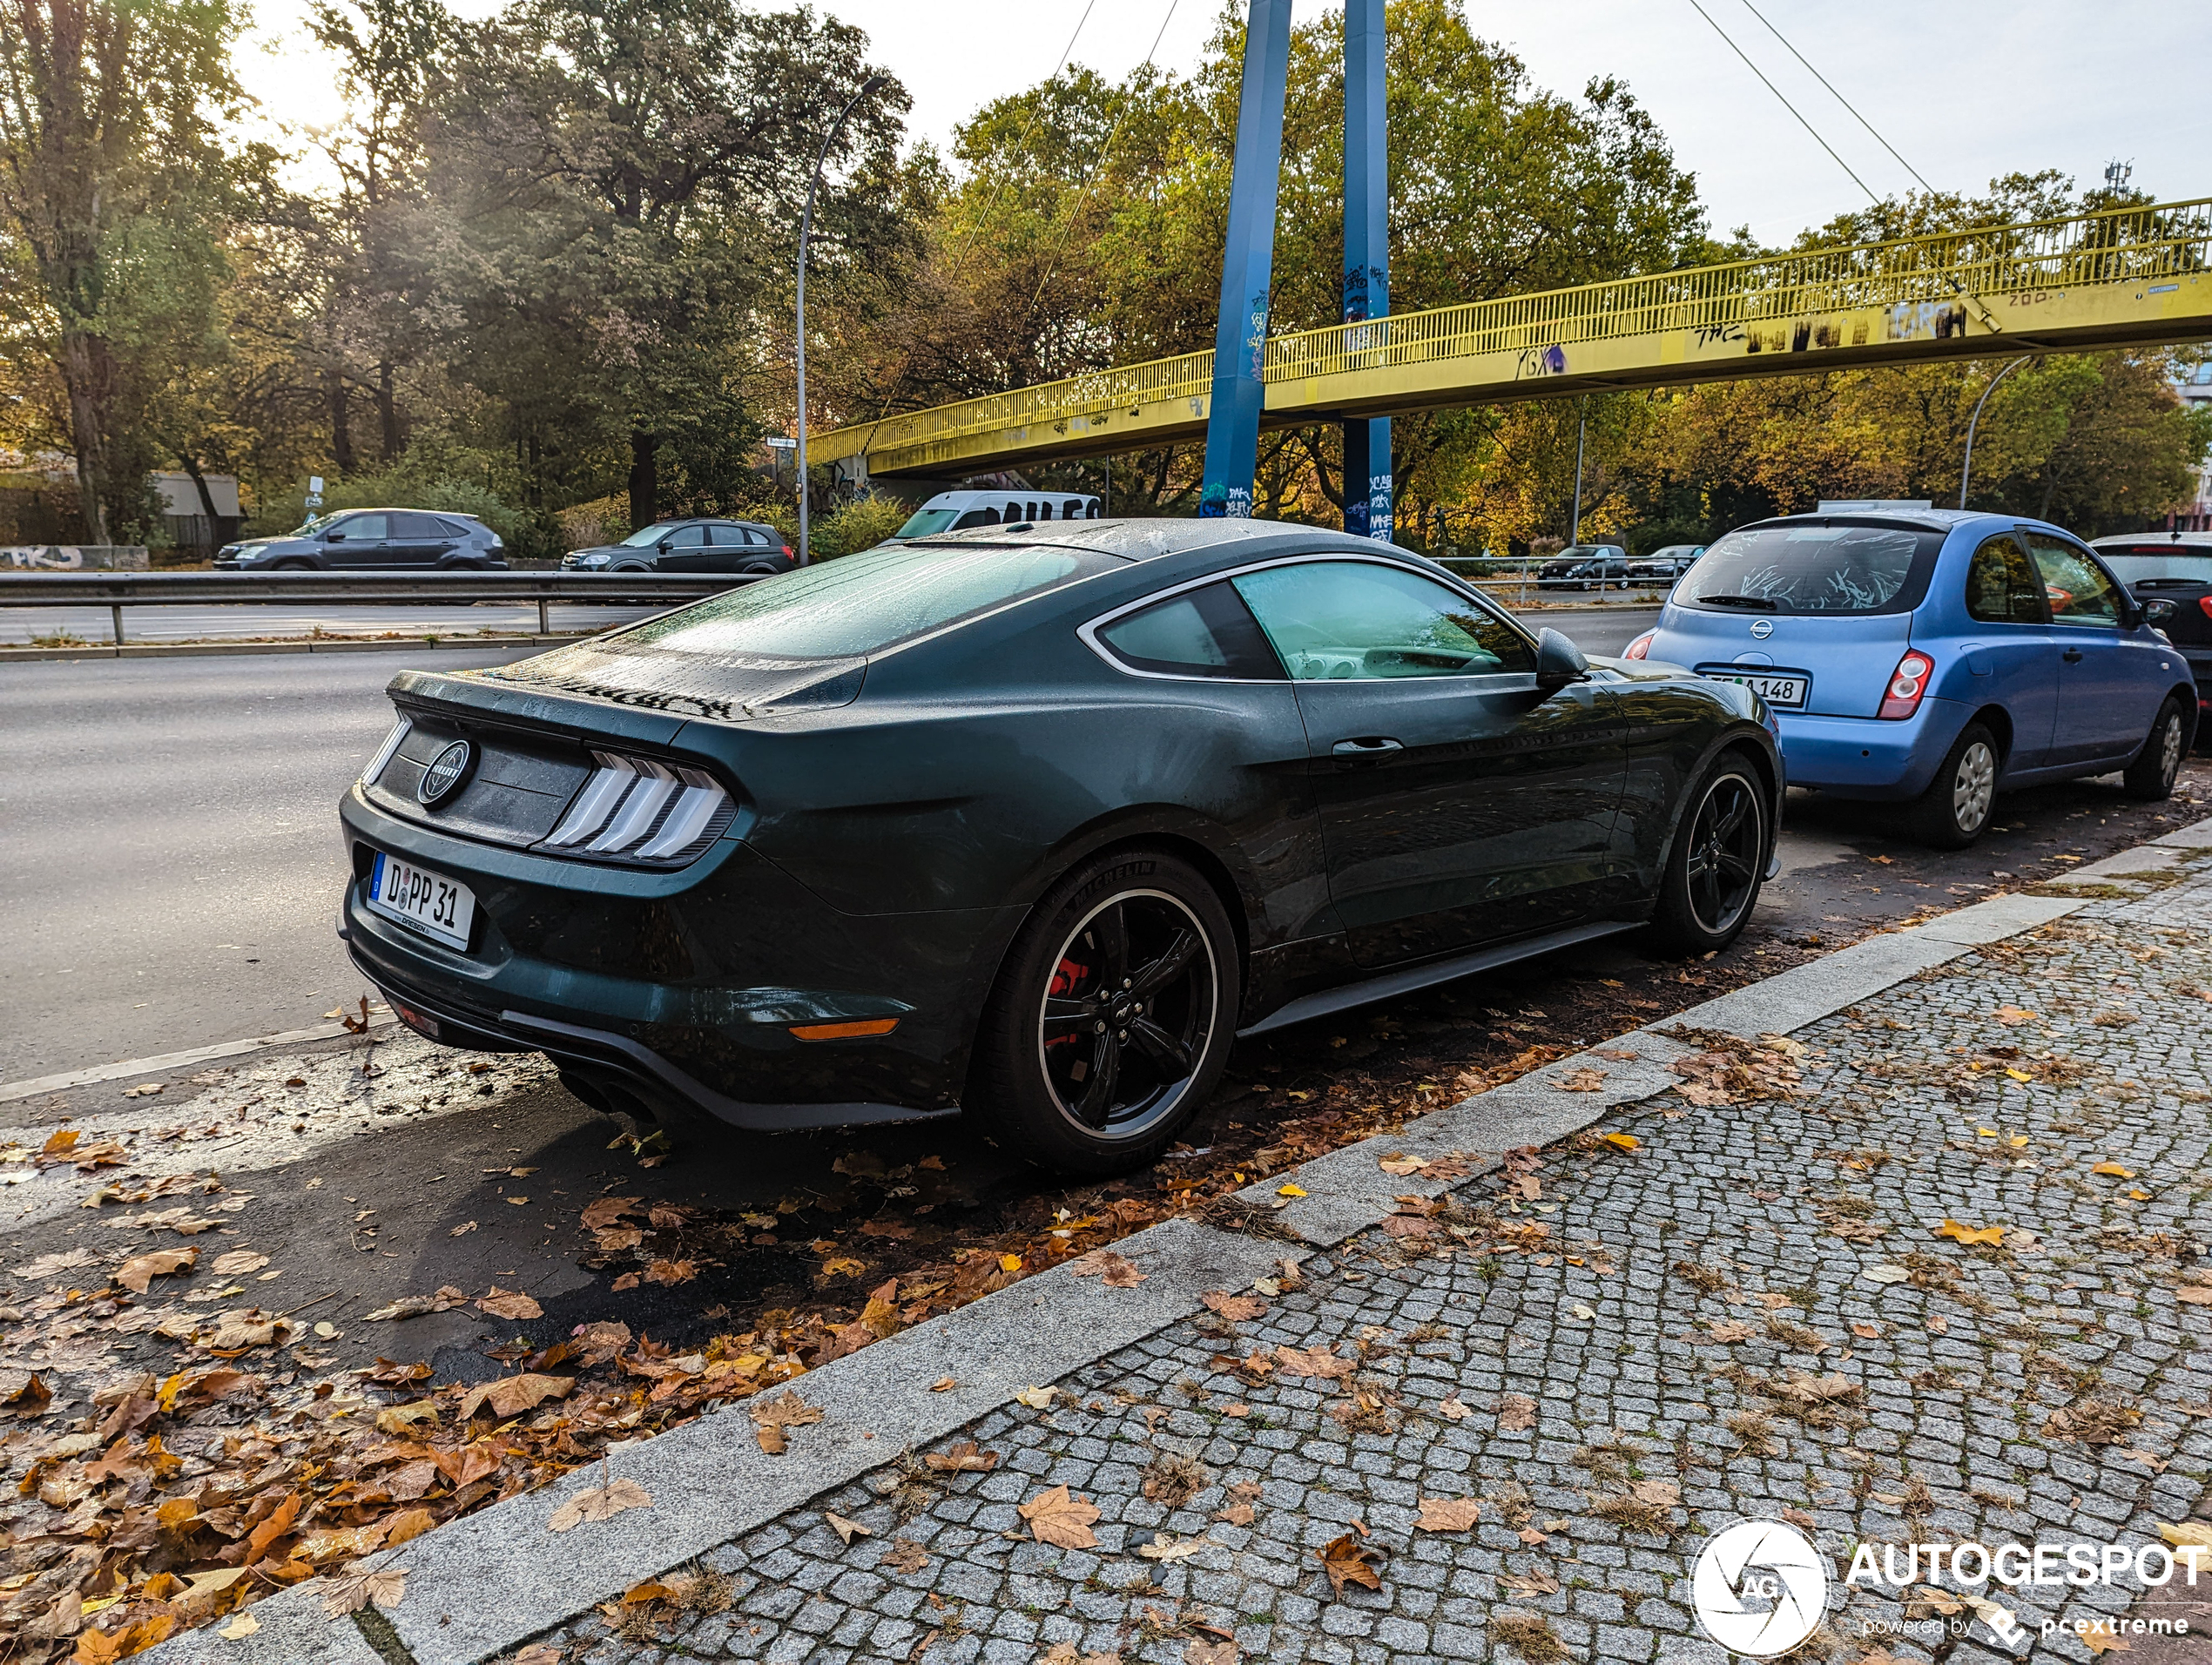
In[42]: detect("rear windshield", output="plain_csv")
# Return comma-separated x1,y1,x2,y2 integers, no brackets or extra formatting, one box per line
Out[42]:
2099,549,2212,583
1677,523,1943,615
611,541,1108,660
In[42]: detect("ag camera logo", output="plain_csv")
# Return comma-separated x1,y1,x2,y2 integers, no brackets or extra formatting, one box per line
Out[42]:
1692,1518,1831,1657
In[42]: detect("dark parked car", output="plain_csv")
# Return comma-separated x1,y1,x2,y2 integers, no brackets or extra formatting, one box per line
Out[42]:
1628,545,1704,585
562,518,794,576
1537,544,1631,590
216,509,506,570
339,520,1783,1174
2093,531,2212,747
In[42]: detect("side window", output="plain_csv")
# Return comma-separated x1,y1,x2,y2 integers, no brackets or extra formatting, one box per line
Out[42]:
394,511,445,539
706,525,743,546
2024,532,2120,626
666,525,711,548
330,513,387,541
1231,560,1534,680
1097,583,1282,679
1963,535,2047,624
952,507,998,529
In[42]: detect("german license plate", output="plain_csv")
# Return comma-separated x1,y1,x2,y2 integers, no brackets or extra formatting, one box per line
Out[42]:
1702,668,1810,709
366,851,476,950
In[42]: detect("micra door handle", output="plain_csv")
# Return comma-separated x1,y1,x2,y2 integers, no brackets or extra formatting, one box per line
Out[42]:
2061,647,2084,663
1332,737,1404,756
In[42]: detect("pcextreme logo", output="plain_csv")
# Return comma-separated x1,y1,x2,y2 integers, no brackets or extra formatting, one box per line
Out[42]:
1691,1519,1831,1657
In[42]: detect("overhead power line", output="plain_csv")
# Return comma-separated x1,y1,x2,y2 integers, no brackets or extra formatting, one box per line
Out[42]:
1681,0,1879,206
1022,0,1183,315
849,0,1104,449
1731,0,1936,196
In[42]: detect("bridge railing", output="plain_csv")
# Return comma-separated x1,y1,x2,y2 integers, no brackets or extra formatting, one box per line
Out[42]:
821,195,2212,462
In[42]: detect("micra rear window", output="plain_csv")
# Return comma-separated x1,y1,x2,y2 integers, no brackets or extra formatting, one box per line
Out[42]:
1676,523,1944,616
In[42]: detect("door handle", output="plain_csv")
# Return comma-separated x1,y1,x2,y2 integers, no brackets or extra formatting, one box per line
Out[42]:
1331,737,1404,756
2061,647,2084,663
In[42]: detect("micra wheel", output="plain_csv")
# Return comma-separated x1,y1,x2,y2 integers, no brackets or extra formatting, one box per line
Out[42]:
2122,696,2188,800
1908,721,1998,848
1649,752,1769,954
970,847,1239,1176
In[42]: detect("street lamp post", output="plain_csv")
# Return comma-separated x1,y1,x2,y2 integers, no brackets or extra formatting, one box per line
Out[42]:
1959,354,2031,510
794,73,887,566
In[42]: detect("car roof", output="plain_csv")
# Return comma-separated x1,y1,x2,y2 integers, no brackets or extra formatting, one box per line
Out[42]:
1732,509,2051,538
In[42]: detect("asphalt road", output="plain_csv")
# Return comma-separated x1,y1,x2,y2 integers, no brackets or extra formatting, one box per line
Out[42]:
0,647,541,1082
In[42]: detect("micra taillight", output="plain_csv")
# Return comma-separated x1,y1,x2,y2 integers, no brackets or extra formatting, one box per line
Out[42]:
1623,631,1655,660
1878,650,1934,719
2197,597,2212,620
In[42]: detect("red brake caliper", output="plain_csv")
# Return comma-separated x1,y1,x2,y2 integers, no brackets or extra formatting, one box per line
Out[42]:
1045,958,1088,1053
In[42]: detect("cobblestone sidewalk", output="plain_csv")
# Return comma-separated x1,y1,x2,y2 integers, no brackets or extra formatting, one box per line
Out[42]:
543,857,2212,1665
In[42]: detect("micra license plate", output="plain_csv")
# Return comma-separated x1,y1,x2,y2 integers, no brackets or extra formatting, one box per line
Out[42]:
366,850,476,950
1700,668,1810,709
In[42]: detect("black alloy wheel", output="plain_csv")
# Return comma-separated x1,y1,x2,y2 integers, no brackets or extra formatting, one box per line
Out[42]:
1649,754,1768,954
1036,889,1215,1136
972,848,1238,1174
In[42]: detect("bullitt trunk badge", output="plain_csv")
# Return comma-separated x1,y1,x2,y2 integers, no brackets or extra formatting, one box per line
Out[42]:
418,740,475,807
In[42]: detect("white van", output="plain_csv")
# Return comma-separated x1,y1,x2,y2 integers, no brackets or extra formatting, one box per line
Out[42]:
889,489,1102,541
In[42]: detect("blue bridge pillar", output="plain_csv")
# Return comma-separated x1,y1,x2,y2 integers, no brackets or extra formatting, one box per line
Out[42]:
1341,0,1392,543
1197,0,1295,519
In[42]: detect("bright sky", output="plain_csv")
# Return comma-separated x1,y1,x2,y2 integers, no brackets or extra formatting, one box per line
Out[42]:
235,0,2204,247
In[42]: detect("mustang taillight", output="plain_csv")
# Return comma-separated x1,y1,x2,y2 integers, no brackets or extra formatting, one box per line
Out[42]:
543,752,736,864
1623,631,1655,660
1878,650,1935,720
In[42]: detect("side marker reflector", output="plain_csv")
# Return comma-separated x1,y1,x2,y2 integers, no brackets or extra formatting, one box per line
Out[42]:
789,1018,900,1041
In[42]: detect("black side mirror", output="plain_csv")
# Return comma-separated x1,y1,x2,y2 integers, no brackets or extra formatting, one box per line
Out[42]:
323,531,346,543
2141,597,2178,627
1534,627,1589,691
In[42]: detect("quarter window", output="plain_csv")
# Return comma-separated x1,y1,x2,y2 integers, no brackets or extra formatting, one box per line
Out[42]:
1096,583,1283,679
1963,535,2047,624
1231,560,1534,680
2024,533,2121,626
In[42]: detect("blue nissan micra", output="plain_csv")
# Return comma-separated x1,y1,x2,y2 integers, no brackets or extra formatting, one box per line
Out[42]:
1624,509,2198,846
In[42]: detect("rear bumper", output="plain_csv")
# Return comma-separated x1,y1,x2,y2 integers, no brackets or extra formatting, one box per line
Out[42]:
338,784,1022,1132
1773,700,1962,799
347,940,957,1132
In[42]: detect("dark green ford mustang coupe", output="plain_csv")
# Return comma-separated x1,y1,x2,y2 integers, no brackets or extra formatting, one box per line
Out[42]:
339,519,1781,1173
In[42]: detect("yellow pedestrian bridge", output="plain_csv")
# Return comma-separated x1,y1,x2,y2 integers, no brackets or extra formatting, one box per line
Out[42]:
813,196,2212,482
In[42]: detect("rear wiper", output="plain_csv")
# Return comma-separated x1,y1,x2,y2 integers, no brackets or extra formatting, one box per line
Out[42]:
1695,594,1781,611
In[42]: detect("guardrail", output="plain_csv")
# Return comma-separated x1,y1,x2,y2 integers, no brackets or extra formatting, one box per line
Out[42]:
0,570,759,644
